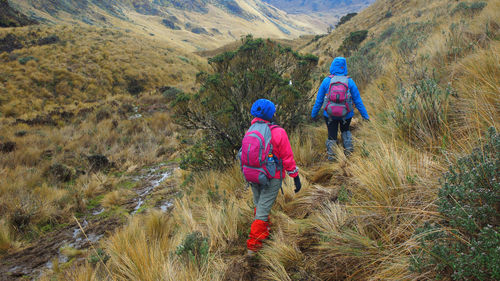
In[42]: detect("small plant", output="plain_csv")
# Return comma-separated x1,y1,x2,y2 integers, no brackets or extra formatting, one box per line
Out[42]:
178,56,189,63
18,56,38,65
88,248,110,265
176,231,209,267
411,128,499,280
337,185,350,203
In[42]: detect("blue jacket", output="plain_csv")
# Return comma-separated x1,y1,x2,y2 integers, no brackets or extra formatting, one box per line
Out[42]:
311,57,369,120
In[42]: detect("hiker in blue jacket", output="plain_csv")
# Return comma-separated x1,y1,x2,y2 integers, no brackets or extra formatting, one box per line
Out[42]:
311,57,370,160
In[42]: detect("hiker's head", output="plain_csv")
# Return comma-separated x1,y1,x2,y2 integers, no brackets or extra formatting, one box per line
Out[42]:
251,99,276,121
330,57,348,76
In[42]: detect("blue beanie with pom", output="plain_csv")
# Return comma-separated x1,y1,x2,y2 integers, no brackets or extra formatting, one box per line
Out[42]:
250,99,276,121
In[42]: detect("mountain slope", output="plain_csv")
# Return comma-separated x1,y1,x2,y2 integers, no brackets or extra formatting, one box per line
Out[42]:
0,0,37,27
9,0,328,51
41,0,496,280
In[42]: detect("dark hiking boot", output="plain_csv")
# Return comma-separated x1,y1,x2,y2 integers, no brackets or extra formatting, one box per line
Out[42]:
326,139,337,161
341,131,353,156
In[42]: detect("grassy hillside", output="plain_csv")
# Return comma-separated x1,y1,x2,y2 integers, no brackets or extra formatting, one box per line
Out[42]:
0,0,37,27
2,0,499,280
0,24,203,278
11,0,326,52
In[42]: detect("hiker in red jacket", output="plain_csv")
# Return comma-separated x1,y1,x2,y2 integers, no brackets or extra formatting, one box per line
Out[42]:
240,99,301,255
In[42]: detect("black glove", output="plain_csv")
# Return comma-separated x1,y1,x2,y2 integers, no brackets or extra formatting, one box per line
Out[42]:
294,176,302,193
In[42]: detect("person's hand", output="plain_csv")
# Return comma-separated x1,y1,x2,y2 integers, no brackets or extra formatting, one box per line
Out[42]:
294,176,302,193
311,116,318,122
363,118,370,122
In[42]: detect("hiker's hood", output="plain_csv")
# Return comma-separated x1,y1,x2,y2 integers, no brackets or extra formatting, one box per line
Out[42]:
329,57,348,75
250,99,276,121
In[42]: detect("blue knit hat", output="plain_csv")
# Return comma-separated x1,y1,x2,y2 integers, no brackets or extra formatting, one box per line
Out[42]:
250,99,276,121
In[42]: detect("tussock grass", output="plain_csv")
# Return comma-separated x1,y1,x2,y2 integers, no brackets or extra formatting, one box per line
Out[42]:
20,0,500,280
101,189,135,208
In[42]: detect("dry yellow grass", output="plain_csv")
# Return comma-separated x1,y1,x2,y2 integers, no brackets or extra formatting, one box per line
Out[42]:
7,0,500,280
0,23,200,253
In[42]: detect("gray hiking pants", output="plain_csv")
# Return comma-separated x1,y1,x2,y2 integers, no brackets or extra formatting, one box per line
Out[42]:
250,178,282,221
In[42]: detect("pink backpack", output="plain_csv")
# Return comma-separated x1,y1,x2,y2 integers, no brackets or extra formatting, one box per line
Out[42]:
324,75,353,118
239,122,280,185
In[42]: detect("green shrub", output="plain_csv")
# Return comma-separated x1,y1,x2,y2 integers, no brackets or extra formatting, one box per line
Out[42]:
392,73,451,147
88,248,110,265
337,30,368,56
379,24,396,42
18,56,38,65
161,86,182,102
176,231,209,267
336,13,357,28
451,2,487,16
346,39,384,88
126,76,146,96
411,127,500,280
173,35,317,170
396,21,434,56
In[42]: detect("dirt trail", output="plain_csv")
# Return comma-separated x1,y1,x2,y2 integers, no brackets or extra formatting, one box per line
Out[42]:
0,164,177,281
222,157,349,280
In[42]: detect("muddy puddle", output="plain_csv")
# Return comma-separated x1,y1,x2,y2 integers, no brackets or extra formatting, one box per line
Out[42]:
0,164,177,280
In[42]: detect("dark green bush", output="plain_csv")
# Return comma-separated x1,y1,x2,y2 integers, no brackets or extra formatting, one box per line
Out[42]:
161,86,182,102
337,30,368,56
411,127,500,280
18,56,38,65
126,76,146,96
173,35,317,170
336,13,357,28
176,231,209,267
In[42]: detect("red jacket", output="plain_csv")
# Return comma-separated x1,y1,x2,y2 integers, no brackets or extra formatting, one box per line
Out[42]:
251,118,299,179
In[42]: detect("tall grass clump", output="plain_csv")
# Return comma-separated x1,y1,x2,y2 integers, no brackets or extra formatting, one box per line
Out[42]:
411,127,499,280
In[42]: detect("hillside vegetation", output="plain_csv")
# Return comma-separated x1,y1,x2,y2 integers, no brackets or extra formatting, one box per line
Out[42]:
0,24,202,276
1,0,499,280
12,0,328,52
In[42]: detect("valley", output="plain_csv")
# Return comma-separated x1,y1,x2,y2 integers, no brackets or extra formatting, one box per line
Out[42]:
7,0,372,52
0,0,499,280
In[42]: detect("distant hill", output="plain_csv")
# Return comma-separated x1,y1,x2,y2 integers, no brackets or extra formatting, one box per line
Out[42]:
0,0,37,27
263,0,375,13
8,0,328,51
8,0,376,51
262,0,375,26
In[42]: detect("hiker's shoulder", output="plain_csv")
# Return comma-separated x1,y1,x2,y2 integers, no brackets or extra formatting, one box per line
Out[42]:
270,125,288,138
